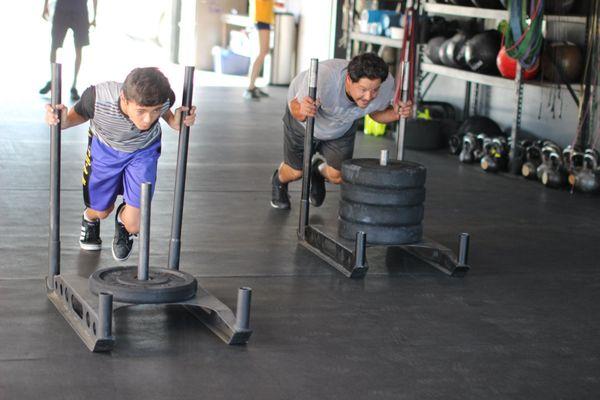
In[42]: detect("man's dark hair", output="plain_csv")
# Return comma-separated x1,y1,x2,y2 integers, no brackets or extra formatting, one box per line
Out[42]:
122,67,175,106
347,53,389,83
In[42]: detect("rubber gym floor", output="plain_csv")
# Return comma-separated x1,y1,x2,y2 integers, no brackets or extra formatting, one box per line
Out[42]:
1,85,599,400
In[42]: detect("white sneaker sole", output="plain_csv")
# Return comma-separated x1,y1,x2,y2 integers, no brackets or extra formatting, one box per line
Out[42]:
111,242,133,262
79,242,102,251
270,201,290,210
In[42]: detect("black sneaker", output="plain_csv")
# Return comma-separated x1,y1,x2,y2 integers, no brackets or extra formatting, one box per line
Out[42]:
243,88,260,101
253,87,269,97
270,169,290,209
112,203,134,261
39,81,51,95
309,158,326,207
70,87,80,101
79,215,102,250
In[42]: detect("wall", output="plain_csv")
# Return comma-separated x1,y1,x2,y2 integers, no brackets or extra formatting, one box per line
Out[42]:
295,0,338,74
178,0,248,70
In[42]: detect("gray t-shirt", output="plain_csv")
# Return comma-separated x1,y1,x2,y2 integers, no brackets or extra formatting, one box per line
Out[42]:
287,59,395,140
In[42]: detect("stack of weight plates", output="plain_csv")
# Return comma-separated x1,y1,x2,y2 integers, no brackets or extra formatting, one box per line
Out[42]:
338,159,427,245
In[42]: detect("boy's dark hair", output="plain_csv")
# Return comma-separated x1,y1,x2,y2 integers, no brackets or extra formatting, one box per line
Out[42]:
347,53,389,83
122,67,175,106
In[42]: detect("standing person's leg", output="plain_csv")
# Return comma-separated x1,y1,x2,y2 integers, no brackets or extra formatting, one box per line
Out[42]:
113,140,161,261
40,13,68,94
72,46,83,98
70,13,90,101
244,24,270,100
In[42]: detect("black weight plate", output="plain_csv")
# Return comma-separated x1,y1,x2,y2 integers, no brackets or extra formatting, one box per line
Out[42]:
89,266,198,304
339,200,424,226
341,159,427,190
338,217,423,245
341,183,426,206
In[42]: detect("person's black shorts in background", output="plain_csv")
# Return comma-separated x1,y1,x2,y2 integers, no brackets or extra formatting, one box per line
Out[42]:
282,106,357,171
255,22,271,30
52,11,90,49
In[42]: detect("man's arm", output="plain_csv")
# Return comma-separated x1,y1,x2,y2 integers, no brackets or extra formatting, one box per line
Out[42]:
369,101,413,124
289,96,318,123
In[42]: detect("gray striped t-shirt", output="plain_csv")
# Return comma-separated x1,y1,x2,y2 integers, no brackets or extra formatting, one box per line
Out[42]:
74,81,173,153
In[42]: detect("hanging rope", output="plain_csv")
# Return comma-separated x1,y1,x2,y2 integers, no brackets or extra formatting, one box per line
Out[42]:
499,0,544,68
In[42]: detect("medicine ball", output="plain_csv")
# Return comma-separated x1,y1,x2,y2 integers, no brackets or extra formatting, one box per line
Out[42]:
463,30,502,74
439,31,469,68
497,46,540,79
422,16,453,42
426,36,447,64
542,42,583,83
545,0,575,14
470,0,504,9
458,115,503,138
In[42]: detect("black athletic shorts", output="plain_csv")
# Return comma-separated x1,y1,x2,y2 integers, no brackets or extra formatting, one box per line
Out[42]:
282,106,358,171
255,22,271,30
52,11,90,49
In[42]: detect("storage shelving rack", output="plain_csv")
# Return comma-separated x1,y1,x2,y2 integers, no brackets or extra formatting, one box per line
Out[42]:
344,0,589,170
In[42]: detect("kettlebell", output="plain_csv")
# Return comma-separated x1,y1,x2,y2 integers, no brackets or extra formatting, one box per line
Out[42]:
571,149,600,193
508,139,532,174
472,133,490,162
522,147,542,179
563,146,584,188
521,140,544,179
536,143,558,180
459,132,477,163
539,145,566,188
481,137,509,172
449,134,463,155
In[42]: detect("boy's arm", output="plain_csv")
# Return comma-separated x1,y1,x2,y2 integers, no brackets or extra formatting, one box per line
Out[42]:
162,107,197,131
45,85,94,129
162,110,176,129
44,104,89,129
63,107,89,129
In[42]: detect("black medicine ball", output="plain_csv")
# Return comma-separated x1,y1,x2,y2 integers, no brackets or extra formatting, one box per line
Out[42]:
439,31,469,68
426,36,447,64
464,30,502,74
